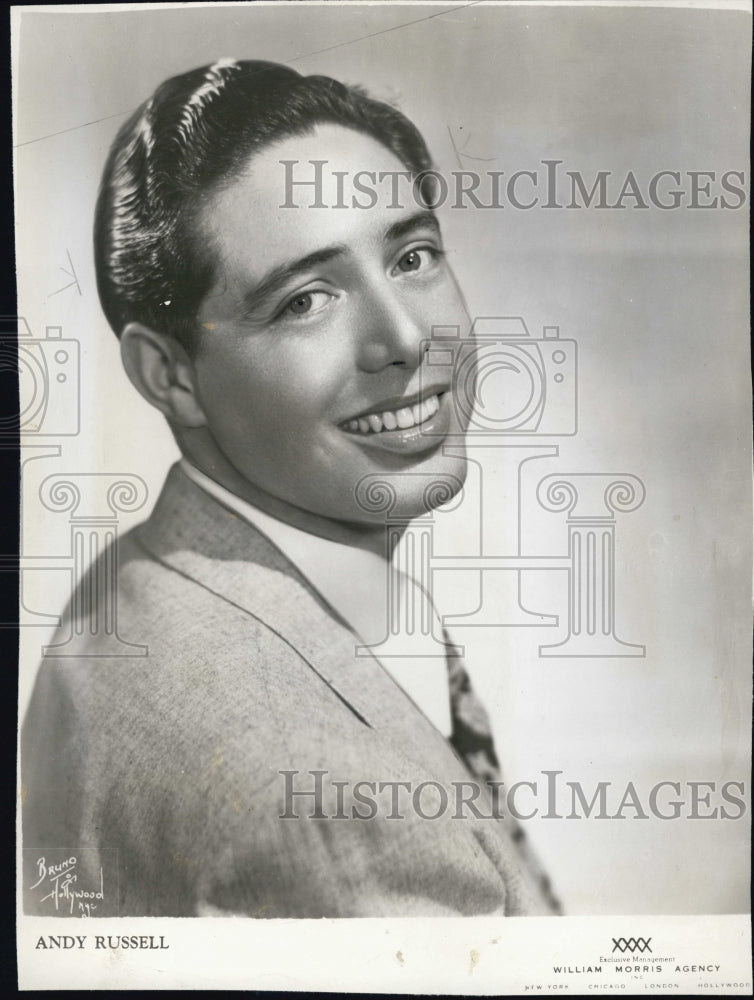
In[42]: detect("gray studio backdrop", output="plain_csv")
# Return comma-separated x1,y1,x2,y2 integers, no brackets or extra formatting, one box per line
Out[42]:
14,2,751,914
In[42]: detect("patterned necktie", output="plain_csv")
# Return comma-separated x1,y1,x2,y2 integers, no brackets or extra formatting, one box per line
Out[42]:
444,630,562,914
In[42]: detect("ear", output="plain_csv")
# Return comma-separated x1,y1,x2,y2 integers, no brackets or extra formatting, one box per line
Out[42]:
120,322,207,428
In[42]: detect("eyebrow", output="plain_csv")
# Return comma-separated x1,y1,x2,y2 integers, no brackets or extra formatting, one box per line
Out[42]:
240,209,442,317
241,245,347,316
384,209,441,243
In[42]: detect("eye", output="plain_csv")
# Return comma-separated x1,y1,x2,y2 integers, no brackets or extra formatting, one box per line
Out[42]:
392,246,444,275
397,250,422,273
281,290,333,318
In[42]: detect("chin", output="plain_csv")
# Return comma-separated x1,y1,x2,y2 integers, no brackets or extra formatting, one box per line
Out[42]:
351,446,468,524
422,449,468,513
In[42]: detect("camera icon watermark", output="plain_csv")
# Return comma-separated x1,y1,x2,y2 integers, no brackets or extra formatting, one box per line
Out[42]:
422,316,577,437
2,318,147,652
2,316,81,439
352,313,645,659
2,316,81,630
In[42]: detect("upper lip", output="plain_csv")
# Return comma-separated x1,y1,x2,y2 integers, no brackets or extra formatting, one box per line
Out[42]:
340,384,449,424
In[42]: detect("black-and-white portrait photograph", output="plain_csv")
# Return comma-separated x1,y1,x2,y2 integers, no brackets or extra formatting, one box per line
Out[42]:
13,1,751,992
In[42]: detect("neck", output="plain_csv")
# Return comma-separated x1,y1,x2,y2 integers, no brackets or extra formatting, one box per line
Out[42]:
178,429,396,560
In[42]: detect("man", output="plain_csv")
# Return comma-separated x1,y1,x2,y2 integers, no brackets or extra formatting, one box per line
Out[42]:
22,59,559,917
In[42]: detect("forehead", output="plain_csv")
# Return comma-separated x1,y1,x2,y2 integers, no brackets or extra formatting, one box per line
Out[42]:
200,124,422,280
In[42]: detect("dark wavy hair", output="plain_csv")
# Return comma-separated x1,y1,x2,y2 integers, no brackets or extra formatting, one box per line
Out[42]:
94,58,433,351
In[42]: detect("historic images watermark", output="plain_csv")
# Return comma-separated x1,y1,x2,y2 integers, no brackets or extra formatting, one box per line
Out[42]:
7,315,148,655
278,770,747,823
280,160,748,211
352,316,646,660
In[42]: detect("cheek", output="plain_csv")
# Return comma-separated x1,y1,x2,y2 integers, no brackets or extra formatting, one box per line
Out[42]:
195,348,335,449
196,358,263,431
416,278,470,333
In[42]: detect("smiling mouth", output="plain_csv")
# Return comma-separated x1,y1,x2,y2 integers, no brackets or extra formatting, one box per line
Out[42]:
341,393,444,435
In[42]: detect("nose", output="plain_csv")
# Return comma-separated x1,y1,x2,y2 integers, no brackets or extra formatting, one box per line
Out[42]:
355,283,428,373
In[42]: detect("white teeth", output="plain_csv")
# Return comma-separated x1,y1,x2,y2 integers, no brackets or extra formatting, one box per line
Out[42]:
344,394,442,435
396,407,414,429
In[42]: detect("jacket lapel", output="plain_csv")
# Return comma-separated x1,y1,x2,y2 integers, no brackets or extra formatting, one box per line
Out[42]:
135,463,387,728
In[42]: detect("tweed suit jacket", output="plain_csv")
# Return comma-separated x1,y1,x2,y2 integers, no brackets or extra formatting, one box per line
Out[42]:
22,463,550,917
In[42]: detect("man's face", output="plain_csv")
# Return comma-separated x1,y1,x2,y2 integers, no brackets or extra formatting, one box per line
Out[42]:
191,124,471,528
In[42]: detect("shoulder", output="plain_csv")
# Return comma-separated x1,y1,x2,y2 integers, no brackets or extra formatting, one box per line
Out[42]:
42,538,321,714
26,510,354,762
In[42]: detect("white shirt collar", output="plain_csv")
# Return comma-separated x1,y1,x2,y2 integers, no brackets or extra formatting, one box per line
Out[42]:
179,459,452,735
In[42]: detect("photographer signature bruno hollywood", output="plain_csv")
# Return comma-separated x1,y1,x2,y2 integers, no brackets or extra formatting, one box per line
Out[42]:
28,855,105,917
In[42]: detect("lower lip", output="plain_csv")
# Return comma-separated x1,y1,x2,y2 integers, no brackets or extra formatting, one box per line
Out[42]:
341,392,452,456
